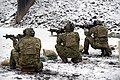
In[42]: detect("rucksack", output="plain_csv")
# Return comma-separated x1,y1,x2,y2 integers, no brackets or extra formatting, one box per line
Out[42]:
20,38,40,55
19,37,40,67
65,32,78,47
96,25,108,38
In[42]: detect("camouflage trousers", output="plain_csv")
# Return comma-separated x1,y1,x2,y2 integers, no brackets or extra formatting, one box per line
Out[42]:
10,49,19,69
55,44,82,63
10,49,43,72
84,36,112,56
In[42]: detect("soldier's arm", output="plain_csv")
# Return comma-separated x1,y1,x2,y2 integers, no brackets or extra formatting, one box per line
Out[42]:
10,37,18,48
84,28,89,36
36,38,41,57
56,34,62,45
86,27,95,37
39,39,41,52
38,38,41,55
75,32,80,45
14,39,22,52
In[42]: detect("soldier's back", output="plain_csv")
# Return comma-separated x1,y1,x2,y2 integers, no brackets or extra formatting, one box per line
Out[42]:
95,25,108,38
92,26,108,49
18,37,41,68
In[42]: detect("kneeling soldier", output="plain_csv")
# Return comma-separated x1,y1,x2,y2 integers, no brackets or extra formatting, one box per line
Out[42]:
55,21,82,63
10,28,43,72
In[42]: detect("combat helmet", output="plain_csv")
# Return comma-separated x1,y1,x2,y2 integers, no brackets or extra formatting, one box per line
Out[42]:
23,28,35,37
64,21,74,32
94,20,102,25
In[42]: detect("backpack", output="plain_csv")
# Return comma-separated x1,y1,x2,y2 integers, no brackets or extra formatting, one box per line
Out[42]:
65,32,78,47
96,25,108,38
19,37,40,67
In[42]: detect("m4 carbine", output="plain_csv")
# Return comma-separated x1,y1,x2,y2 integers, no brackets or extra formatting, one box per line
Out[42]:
3,34,24,41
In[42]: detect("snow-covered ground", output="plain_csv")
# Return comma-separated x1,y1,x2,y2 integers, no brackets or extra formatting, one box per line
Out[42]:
0,0,120,30
0,0,120,80
0,28,120,80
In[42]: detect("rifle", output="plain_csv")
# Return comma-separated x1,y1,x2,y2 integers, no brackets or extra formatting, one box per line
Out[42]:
3,34,24,41
76,24,95,30
3,34,16,39
48,28,65,35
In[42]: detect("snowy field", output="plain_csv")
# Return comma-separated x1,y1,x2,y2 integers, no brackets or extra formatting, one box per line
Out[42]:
0,0,120,80
0,28,120,80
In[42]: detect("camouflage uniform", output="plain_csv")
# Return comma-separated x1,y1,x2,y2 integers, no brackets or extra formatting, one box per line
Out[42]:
10,35,21,69
84,22,112,56
10,28,43,72
55,23,82,63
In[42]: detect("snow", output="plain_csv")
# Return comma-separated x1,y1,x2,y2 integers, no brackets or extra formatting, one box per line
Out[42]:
0,0,120,29
0,0,120,80
0,28,120,80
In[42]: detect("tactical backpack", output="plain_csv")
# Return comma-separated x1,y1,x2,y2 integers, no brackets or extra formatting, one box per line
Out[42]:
65,32,78,47
96,25,108,38
93,25,108,49
19,37,40,67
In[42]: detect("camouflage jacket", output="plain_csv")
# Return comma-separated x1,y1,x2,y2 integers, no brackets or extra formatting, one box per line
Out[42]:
56,32,80,48
86,25,108,42
14,36,41,67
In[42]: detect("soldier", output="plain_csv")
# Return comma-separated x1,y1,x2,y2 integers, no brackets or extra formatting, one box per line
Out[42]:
83,20,112,56
10,33,25,69
10,28,43,72
55,21,82,63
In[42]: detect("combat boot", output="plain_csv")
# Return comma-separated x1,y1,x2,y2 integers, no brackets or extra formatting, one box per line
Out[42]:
10,57,16,69
62,58,68,63
35,62,43,72
101,49,111,57
101,49,105,57
71,58,79,63
82,51,89,55
103,51,111,57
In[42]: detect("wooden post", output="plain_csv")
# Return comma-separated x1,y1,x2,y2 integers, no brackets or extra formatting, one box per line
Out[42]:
16,0,35,24
118,41,120,62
